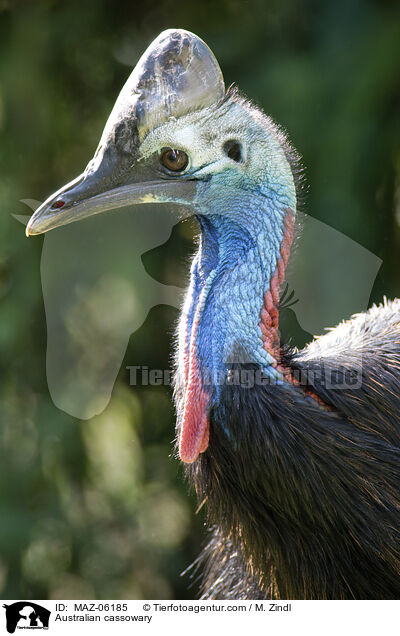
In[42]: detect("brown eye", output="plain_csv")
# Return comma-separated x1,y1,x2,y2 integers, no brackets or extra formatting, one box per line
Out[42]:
160,148,189,172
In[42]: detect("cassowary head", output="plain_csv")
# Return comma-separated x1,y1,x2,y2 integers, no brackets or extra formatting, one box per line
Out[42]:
27,29,297,462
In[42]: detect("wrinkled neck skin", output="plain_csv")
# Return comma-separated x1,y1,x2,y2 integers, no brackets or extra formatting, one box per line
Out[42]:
176,175,295,461
190,196,289,387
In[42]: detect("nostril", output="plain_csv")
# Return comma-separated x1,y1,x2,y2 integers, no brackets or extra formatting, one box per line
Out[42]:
51,200,65,209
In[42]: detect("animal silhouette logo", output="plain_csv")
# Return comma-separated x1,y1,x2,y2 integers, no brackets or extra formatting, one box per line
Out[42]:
16,202,381,419
2,602,50,633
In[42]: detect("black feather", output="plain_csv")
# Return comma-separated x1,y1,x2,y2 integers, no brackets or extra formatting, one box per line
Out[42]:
186,299,400,599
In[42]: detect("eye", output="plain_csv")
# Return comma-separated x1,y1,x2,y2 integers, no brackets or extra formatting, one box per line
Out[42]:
160,148,189,172
223,140,243,163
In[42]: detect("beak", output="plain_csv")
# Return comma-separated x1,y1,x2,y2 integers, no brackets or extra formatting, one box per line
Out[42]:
26,28,224,237
26,167,197,236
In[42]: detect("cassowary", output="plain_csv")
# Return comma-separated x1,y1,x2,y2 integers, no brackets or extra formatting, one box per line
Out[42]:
26,29,400,600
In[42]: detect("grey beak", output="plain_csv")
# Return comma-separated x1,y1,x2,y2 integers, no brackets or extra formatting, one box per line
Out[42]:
25,171,197,236
26,28,225,236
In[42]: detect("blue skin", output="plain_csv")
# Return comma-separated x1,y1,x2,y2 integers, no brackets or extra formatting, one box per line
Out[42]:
181,172,294,413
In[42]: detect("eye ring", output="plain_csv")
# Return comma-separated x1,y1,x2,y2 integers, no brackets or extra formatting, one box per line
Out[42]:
160,148,189,172
223,140,243,163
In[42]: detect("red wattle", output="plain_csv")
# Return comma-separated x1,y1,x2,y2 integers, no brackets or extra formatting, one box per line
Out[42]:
179,352,210,463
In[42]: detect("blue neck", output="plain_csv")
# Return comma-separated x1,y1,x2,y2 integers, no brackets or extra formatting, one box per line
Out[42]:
181,191,290,403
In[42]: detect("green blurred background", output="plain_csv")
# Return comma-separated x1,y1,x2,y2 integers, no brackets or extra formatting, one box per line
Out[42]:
0,0,399,599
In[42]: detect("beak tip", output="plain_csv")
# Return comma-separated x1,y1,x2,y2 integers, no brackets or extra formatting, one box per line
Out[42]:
25,219,35,237
25,218,41,237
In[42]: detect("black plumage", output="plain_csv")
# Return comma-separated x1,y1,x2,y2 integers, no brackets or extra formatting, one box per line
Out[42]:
188,300,400,599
